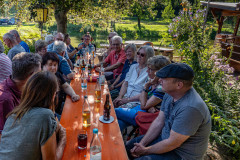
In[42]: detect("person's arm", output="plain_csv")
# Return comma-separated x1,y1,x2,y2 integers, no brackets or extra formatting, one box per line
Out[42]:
68,48,78,59
67,72,75,80
117,93,141,106
140,95,162,110
67,59,73,70
41,132,57,160
62,82,80,102
113,81,128,107
133,131,189,157
104,62,122,72
55,124,66,160
114,79,124,88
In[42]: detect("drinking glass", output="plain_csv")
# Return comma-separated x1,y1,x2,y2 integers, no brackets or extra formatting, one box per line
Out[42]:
77,130,87,149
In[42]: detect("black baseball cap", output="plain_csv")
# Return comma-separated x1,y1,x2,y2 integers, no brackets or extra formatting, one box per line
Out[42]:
156,63,194,80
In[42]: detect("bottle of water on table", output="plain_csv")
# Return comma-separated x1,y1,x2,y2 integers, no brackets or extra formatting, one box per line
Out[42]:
90,128,101,160
81,68,87,90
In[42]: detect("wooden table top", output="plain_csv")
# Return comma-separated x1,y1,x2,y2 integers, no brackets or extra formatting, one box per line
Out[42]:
60,74,128,160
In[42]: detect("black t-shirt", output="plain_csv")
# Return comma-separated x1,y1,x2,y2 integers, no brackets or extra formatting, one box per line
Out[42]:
55,72,66,114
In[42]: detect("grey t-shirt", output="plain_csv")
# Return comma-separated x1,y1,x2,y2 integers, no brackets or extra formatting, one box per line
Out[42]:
0,107,57,160
7,44,25,60
160,87,211,160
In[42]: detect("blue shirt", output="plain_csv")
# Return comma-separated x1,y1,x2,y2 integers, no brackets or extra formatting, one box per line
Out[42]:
77,43,95,56
19,41,30,52
67,44,76,64
119,59,137,84
47,42,70,60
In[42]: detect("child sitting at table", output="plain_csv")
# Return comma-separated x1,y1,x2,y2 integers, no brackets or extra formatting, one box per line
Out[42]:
42,52,80,117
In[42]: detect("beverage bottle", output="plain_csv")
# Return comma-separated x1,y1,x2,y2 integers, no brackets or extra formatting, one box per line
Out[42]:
90,128,102,160
82,95,91,127
88,59,92,76
81,59,86,71
103,94,111,121
95,78,101,103
81,68,87,90
99,63,105,85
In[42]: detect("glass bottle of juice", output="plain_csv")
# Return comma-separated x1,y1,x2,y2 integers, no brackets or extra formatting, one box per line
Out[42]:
82,95,91,127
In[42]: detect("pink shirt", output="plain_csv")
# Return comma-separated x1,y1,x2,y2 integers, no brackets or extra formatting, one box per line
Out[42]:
104,49,126,78
0,77,21,133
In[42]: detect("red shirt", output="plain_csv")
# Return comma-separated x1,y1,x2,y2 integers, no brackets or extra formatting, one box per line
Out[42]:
0,77,21,133
104,49,126,78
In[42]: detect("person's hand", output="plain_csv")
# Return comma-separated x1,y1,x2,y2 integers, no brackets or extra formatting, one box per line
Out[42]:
117,98,129,106
130,146,140,158
132,143,149,157
71,94,80,102
95,67,100,73
113,97,122,107
147,107,157,113
78,44,85,50
56,123,66,146
109,85,115,91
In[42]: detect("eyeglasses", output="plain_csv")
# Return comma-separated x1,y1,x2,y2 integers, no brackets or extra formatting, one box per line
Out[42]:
147,67,157,72
112,43,121,46
137,52,145,57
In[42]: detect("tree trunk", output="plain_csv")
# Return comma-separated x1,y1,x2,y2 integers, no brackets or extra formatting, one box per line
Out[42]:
138,16,141,30
55,10,68,34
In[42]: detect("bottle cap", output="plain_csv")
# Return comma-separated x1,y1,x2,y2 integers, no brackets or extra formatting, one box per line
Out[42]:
93,128,98,134
84,95,88,98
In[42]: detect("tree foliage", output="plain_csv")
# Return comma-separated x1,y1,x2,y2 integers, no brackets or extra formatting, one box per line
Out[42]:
162,1,175,20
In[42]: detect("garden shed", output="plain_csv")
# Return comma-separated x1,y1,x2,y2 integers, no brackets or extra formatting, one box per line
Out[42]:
201,1,240,72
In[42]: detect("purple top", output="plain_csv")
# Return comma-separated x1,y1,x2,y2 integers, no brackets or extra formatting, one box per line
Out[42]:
0,77,21,133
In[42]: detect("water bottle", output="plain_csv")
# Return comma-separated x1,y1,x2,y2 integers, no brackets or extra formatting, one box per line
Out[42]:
90,128,102,160
81,68,87,90
99,63,105,85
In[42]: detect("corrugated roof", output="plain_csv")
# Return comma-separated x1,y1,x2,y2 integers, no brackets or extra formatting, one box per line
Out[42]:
200,1,240,11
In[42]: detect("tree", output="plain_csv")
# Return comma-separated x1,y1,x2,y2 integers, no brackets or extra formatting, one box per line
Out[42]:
162,1,175,20
128,0,157,30
0,0,133,34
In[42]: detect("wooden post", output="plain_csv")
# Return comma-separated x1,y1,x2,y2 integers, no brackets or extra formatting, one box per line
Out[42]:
218,16,224,34
233,16,240,36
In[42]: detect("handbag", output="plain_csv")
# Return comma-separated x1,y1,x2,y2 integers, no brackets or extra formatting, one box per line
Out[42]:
135,111,159,135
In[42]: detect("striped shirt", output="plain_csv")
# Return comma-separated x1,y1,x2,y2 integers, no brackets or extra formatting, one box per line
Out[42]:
0,53,12,83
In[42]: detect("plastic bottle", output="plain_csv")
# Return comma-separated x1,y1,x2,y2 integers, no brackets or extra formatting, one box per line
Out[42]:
82,95,91,127
81,68,87,90
90,128,102,160
99,63,105,85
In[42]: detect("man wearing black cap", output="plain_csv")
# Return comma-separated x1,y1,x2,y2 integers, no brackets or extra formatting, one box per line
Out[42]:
126,63,211,160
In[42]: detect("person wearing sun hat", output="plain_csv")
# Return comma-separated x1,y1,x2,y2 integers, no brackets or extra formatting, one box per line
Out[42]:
126,63,211,160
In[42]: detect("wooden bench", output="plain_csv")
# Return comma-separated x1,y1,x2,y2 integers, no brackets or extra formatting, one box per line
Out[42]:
153,46,174,60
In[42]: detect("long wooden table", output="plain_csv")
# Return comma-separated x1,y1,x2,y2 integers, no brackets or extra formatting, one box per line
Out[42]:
60,74,128,160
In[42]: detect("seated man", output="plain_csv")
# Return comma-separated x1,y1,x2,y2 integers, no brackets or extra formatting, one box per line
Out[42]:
126,63,211,160
53,41,75,80
9,30,30,52
77,34,95,57
0,53,41,136
94,36,126,81
102,32,118,61
0,40,12,83
35,40,47,57
45,35,54,45
47,32,73,69
3,33,25,60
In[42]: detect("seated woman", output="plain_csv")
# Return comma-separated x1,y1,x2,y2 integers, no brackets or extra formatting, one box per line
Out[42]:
0,71,66,160
113,45,154,108
64,34,78,65
109,43,137,100
115,55,171,131
42,52,80,115
35,40,47,57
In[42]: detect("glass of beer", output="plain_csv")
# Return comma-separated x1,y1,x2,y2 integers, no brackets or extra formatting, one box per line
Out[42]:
77,130,87,149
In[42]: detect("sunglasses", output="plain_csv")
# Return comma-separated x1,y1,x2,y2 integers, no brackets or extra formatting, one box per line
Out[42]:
137,52,145,57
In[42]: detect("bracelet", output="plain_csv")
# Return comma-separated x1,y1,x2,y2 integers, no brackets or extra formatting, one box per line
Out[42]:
143,88,149,93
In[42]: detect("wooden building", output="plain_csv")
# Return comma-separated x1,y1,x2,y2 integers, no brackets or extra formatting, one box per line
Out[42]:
201,1,240,72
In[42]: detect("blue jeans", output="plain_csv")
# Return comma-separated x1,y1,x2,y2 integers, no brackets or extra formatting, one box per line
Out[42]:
125,135,182,160
115,105,146,131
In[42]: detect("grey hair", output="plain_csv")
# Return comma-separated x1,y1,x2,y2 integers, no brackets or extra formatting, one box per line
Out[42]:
109,32,118,36
111,36,122,44
125,43,137,53
54,32,64,38
53,41,66,54
35,40,47,52
3,33,17,43
9,30,20,38
45,35,54,44
0,40,4,53
138,45,155,60
147,55,171,70
12,52,42,80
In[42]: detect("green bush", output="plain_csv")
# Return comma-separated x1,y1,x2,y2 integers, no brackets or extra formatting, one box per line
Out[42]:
169,0,240,158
